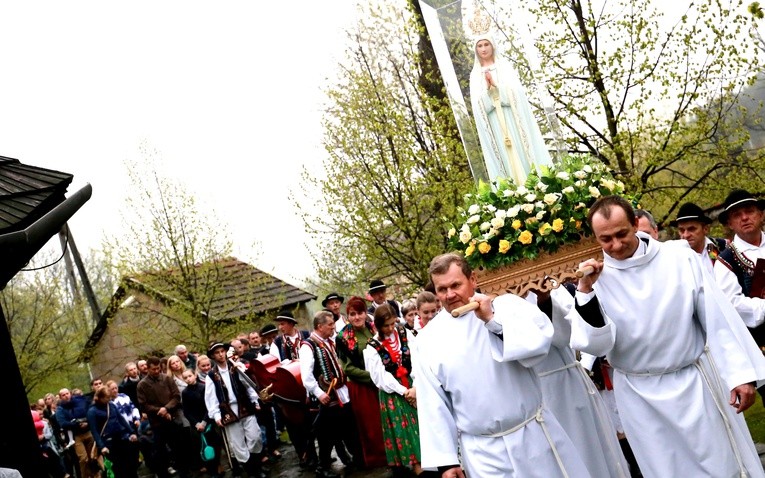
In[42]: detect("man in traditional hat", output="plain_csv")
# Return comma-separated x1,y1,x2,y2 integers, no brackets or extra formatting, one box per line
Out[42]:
204,341,265,478
715,189,765,346
367,279,402,318
258,324,278,356
574,195,765,477
669,202,727,274
322,293,349,333
269,310,310,362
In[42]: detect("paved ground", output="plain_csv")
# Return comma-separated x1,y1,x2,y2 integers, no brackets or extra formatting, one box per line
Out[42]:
136,440,765,477
138,436,393,478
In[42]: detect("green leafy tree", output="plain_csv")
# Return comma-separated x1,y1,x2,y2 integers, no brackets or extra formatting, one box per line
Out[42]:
1,251,94,398
297,3,474,293
514,0,764,222
106,150,253,353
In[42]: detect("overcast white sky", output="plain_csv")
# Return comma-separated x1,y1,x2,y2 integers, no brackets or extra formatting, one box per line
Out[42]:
0,2,359,286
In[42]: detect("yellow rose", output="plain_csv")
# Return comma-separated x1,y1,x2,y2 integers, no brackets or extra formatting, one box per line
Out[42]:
519,230,533,245
465,243,476,256
498,239,511,254
511,219,522,230
552,218,564,232
478,242,491,254
539,223,552,236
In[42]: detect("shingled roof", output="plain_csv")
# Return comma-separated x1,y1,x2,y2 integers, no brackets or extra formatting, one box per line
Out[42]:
82,257,315,357
0,156,73,234
130,257,316,318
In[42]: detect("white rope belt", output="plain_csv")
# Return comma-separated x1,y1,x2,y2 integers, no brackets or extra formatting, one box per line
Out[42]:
612,357,698,377
480,407,570,478
536,361,579,377
695,346,747,478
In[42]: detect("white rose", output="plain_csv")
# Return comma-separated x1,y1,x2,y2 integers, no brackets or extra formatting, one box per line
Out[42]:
485,204,497,213
616,180,625,191
507,205,520,218
575,180,586,187
480,221,491,232
543,193,560,206
525,193,537,202
503,189,514,197
491,217,505,229
535,201,545,209
459,230,472,244
601,179,616,191
589,186,601,198
562,186,575,195
575,202,586,210
468,204,480,215
574,170,587,180
448,227,456,238
583,165,593,173
522,203,535,214
536,182,548,192
461,223,470,232
556,171,570,180
495,209,507,219
536,210,546,220
516,186,529,195
466,214,481,224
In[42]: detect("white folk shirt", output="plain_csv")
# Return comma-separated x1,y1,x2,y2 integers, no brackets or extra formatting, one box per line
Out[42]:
570,232,765,478
714,231,765,327
298,334,350,404
269,331,302,363
203,362,258,423
414,294,591,477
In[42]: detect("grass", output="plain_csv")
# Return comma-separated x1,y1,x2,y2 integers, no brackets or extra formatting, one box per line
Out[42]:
746,393,765,443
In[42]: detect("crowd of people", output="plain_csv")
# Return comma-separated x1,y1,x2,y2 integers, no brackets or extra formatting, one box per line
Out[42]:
28,188,765,478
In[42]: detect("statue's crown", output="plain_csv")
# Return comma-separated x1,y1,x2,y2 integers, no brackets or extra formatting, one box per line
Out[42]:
468,4,492,37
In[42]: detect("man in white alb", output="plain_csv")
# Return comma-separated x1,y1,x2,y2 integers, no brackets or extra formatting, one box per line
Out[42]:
573,195,765,477
415,253,591,478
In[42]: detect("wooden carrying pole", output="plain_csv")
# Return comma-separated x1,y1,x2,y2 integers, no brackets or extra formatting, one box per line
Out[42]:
450,265,595,317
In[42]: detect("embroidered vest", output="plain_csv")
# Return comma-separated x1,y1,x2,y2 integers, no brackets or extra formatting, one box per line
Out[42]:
717,242,765,345
274,331,308,361
303,336,346,391
208,361,257,422
367,324,412,381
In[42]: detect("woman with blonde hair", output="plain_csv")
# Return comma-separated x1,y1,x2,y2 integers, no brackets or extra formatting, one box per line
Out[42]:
166,355,187,393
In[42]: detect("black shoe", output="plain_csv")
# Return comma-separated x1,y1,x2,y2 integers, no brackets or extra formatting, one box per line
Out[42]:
300,457,318,470
315,467,340,478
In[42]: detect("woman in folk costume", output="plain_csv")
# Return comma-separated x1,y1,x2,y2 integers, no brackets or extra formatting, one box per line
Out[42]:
469,33,552,184
335,296,388,468
363,304,422,476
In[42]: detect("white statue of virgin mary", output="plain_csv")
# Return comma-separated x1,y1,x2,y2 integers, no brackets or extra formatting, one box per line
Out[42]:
469,34,552,185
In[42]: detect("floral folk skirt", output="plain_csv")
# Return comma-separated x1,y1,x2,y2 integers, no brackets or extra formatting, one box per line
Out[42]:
378,390,420,467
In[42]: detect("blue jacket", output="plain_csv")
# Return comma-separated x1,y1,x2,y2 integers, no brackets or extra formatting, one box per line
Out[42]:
87,402,134,452
56,395,91,434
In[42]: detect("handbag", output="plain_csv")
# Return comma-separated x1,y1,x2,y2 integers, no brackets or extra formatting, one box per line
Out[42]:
200,424,216,462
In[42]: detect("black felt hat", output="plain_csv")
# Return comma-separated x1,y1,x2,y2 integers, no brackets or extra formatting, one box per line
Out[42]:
207,341,232,356
719,189,765,224
259,324,278,336
368,279,387,293
273,310,298,324
321,293,345,307
669,202,712,227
